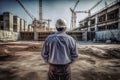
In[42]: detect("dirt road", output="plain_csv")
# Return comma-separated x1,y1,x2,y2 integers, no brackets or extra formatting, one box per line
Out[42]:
0,41,120,80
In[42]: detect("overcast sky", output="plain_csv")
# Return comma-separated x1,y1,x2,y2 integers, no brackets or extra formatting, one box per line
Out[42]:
0,0,115,29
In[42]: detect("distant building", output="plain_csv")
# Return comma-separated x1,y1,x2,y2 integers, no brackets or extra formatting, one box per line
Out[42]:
0,12,29,41
0,12,28,32
28,24,33,32
31,19,52,32
73,0,120,41
13,16,20,32
3,12,13,31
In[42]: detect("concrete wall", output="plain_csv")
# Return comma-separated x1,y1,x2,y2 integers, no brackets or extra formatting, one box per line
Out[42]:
0,30,19,41
96,30,120,41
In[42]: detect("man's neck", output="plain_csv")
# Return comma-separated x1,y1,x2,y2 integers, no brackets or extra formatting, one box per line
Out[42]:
56,31,66,34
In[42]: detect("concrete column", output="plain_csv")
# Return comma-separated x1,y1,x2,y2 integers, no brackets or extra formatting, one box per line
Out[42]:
118,5,120,29
34,32,38,40
88,20,90,27
20,19,24,32
23,20,25,32
9,13,13,32
24,21,27,32
105,11,107,30
88,27,91,31
48,21,50,31
34,19,38,40
95,15,98,31
20,19,22,32
17,17,20,32
27,25,30,32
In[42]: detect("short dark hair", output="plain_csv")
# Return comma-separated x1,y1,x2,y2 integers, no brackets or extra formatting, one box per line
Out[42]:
56,27,66,31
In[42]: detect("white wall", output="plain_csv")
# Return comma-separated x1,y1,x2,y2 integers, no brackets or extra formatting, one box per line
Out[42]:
96,30,120,41
0,30,19,41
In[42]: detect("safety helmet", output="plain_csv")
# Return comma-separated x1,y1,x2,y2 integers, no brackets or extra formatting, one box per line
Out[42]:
55,19,67,28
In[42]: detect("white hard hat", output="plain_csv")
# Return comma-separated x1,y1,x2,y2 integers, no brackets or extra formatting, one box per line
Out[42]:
55,19,67,28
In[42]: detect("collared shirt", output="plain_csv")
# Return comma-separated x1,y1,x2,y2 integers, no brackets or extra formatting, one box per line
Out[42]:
41,31,78,65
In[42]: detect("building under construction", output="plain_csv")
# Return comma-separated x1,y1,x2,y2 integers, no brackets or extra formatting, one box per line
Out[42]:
0,0,120,43
0,11,82,41
73,0,120,42
0,12,34,41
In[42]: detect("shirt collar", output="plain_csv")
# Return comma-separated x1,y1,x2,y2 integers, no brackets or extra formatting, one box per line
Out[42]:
55,31,66,34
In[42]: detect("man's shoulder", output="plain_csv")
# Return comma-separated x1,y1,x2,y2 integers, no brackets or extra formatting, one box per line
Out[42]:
65,34,74,40
48,34,56,38
45,34,56,41
45,33,75,41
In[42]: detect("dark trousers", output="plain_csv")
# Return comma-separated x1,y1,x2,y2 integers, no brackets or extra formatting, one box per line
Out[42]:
48,64,71,80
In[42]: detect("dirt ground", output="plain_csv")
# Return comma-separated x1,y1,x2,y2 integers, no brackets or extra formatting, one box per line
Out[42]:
0,41,120,80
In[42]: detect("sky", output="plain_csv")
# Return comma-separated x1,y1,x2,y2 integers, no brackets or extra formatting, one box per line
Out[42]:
0,0,115,29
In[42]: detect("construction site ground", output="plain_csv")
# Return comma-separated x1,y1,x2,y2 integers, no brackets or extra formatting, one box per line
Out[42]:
0,41,120,80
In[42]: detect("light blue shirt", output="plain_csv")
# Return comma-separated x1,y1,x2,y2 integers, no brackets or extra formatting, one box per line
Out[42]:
41,31,78,65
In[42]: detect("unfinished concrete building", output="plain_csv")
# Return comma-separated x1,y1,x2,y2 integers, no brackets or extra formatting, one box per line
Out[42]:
3,12,13,31
13,16,20,32
32,20,50,32
74,0,120,42
0,12,18,41
0,12,28,41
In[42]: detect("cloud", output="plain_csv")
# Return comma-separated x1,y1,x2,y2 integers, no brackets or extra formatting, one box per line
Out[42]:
0,0,116,29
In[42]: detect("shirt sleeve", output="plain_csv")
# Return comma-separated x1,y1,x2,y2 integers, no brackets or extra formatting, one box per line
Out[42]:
41,39,49,63
70,39,78,63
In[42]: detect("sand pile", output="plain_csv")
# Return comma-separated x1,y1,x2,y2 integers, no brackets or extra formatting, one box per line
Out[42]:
25,44,43,51
0,45,11,56
78,46,120,59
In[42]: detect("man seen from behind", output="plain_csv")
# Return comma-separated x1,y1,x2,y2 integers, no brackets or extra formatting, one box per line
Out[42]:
41,18,78,80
